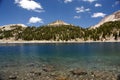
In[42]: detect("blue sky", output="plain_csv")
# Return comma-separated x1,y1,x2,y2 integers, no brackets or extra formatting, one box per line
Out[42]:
0,0,120,28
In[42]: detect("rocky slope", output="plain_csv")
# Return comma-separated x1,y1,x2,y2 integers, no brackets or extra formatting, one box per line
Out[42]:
90,10,120,29
0,24,27,31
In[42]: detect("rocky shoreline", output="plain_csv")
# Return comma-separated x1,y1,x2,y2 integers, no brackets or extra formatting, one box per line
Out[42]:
0,63,120,80
0,40,120,44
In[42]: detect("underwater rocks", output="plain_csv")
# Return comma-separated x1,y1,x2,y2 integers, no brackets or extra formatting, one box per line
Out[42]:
0,64,119,80
0,70,117,80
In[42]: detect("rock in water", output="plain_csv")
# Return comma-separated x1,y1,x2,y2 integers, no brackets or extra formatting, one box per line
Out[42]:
117,74,120,80
34,72,41,76
42,65,55,72
9,75,17,79
70,69,87,76
55,76,68,80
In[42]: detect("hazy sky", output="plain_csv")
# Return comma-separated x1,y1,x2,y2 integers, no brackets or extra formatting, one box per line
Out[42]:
0,0,120,28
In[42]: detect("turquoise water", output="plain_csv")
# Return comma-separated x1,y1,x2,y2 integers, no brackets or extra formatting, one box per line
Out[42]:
0,43,120,71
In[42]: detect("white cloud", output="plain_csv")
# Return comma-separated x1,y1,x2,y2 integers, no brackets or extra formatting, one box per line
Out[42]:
64,0,73,3
75,6,90,13
112,1,120,7
28,17,43,24
15,0,44,12
74,16,81,19
115,1,120,5
91,12,106,18
85,8,90,11
95,3,102,7
82,0,96,3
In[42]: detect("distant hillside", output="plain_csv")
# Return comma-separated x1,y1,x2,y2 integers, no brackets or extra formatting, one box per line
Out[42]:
0,10,120,42
0,21,120,41
0,25,85,41
90,10,120,29
0,24,27,31
85,21,120,41
0,24,26,40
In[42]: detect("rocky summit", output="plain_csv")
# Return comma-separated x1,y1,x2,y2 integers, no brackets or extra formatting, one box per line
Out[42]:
47,20,70,26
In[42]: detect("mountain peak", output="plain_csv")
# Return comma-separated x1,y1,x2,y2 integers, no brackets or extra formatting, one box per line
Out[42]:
90,10,120,29
47,20,70,26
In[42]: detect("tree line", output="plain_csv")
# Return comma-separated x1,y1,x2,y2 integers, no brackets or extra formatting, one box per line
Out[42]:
0,21,120,41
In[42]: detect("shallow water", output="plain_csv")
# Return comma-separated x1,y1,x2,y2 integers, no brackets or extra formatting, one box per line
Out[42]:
0,42,120,71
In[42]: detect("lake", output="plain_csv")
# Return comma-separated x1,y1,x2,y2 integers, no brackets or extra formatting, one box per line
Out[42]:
0,42,120,80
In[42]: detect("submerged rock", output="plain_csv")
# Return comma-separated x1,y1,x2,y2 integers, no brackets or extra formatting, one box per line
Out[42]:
34,72,41,76
0,76,4,80
70,69,87,76
26,63,35,67
9,75,17,79
55,74,69,80
117,74,120,80
42,65,55,72
29,71,41,77
55,76,68,80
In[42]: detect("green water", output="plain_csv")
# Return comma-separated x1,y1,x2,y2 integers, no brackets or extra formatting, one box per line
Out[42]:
0,43,120,71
